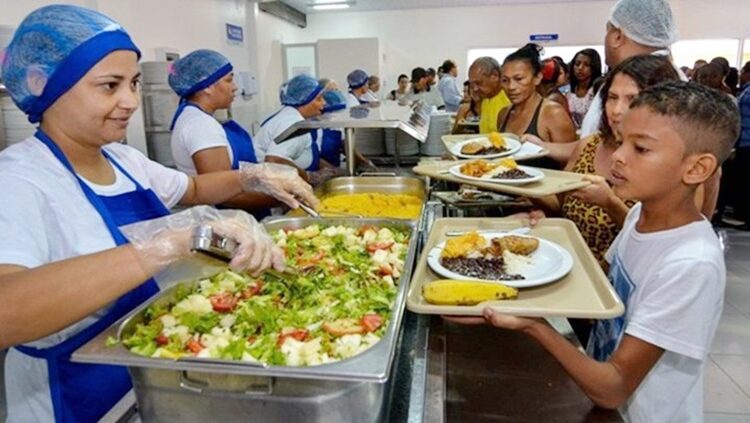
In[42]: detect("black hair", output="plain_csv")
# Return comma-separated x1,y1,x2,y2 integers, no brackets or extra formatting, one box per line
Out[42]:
427,67,436,76
725,67,739,93
742,61,750,74
569,49,602,93
630,81,740,164
442,60,456,74
398,74,408,82
463,80,470,87
552,56,568,75
598,55,679,141
710,57,730,76
503,43,543,75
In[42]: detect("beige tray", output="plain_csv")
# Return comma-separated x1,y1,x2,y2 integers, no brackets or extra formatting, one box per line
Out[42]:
412,160,590,198
406,218,624,318
442,133,549,161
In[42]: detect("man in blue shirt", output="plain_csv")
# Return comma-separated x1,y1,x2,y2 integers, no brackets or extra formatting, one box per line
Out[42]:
438,60,463,112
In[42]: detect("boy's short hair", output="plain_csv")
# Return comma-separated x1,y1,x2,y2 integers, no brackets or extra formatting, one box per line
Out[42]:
629,81,740,164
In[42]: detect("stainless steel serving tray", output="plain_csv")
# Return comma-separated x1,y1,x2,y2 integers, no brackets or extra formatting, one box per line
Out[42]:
316,175,428,200
72,217,419,383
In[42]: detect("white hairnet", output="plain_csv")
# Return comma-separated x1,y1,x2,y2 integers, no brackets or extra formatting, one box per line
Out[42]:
610,0,677,47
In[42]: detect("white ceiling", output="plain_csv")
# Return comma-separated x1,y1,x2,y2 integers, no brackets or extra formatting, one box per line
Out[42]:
274,0,611,14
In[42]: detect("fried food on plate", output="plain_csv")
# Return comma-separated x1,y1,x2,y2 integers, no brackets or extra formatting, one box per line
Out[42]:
492,235,539,256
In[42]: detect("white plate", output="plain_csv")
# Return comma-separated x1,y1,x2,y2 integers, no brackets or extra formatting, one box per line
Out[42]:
450,137,522,159
449,164,544,185
426,232,573,288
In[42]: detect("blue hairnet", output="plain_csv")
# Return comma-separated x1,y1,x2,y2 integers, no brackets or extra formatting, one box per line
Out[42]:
322,89,347,114
610,0,677,47
280,74,324,107
1,5,141,123
168,49,233,98
347,69,369,89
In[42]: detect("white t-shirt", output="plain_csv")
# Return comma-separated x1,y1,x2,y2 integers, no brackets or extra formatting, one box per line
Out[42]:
587,203,724,423
346,92,362,108
170,105,232,176
0,136,189,422
254,106,319,170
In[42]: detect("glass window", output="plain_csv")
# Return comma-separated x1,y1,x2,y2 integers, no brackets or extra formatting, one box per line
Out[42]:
742,39,750,67
671,39,740,69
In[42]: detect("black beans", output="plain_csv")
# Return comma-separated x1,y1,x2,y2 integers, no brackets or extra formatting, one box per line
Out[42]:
440,257,524,281
492,168,532,180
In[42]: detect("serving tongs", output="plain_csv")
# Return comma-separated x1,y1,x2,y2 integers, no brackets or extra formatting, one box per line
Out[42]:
297,201,362,219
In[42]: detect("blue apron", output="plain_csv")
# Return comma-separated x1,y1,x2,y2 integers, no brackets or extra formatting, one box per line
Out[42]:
261,108,321,172
14,130,169,423
320,129,343,167
170,101,257,168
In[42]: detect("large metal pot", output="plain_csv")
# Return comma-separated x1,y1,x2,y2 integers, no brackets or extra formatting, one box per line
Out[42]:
73,218,420,423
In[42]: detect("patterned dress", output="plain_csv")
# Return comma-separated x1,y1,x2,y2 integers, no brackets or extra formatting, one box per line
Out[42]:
561,134,632,268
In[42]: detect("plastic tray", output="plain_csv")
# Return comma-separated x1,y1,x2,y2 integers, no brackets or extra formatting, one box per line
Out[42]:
406,218,624,318
412,160,590,198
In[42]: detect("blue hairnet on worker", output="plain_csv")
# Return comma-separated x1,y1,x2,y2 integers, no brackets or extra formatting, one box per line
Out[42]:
322,89,347,113
1,4,140,123
168,49,233,99
280,74,325,107
347,69,369,90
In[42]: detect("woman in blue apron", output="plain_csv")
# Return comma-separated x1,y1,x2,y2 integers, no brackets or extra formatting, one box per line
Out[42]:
0,6,316,422
168,49,278,217
255,74,343,186
318,86,377,171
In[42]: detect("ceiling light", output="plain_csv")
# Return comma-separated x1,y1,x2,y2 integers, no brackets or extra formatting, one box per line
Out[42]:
310,1,353,10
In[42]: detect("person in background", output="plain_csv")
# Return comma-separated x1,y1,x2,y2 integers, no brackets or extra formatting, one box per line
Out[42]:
424,67,445,109
367,74,381,99
538,58,569,110
404,67,444,108
467,56,511,134
438,59,464,112
345,69,374,107
579,0,683,139
497,44,576,150
731,79,750,228
553,56,571,94
453,82,482,133
726,67,739,96
692,59,708,79
739,62,750,92
254,75,341,185
694,63,735,98
168,49,280,214
387,73,410,101
567,49,603,128
450,81,739,423
0,5,316,421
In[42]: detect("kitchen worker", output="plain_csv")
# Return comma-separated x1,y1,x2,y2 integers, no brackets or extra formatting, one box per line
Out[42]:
0,5,317,422
254,74,341,185
468,56,512,133
169,49,279,213
346,68,377,107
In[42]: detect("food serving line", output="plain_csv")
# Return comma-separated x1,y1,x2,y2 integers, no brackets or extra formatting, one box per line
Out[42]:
74,106,623,422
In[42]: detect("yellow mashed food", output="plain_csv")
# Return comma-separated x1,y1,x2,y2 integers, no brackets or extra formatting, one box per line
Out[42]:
319,193,423,219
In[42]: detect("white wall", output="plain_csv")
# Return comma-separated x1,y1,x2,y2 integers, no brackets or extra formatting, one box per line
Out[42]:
252,0,750,113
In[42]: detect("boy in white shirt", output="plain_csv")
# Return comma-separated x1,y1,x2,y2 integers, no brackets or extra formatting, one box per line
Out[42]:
448,81,740,422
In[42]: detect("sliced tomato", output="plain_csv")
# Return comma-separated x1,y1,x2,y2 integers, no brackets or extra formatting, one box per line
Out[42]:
361,314,383,333
155,334,169,346
210,293,238,313
298,250,325,270
247,336,257,344
276,329,310,347
323,318,365,337
366,241,394,253
378,264,393,276
186,339,203,354
357,225,378,236
240,281,263,299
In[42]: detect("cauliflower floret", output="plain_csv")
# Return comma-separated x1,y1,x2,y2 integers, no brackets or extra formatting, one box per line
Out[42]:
280,337,326,366
376,228,394,243
220,314,237,328
198,279,213,294
333,334,363,358
362,230,377,243
371,249,389,267
163,325,191,344
160,314,177,328
292,225,320,239
218,278,235,293
382,275,395,287
172,294,213,316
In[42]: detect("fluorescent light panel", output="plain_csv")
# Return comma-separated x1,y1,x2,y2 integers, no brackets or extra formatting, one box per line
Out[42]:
310,1,353,10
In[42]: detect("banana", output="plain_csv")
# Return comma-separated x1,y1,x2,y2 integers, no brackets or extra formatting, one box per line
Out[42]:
422,279,518,305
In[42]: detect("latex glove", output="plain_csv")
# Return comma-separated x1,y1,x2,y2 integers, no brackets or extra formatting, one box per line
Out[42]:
569,174,616,208
238,162,319,209
121,206,285,276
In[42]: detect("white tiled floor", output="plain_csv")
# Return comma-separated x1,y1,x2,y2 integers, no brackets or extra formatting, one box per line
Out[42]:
705,228,750,422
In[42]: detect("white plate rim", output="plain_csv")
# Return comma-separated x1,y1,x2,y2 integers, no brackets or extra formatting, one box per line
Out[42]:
448,164,545,185
451,137,522,159
426,233,573,288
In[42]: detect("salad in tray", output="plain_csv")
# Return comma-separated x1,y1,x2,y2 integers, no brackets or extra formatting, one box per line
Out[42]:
121,224,410,367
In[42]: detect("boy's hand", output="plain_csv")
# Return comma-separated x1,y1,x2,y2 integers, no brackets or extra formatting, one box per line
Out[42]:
570,175,616,208
506,209,546,227
443,308,545,332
